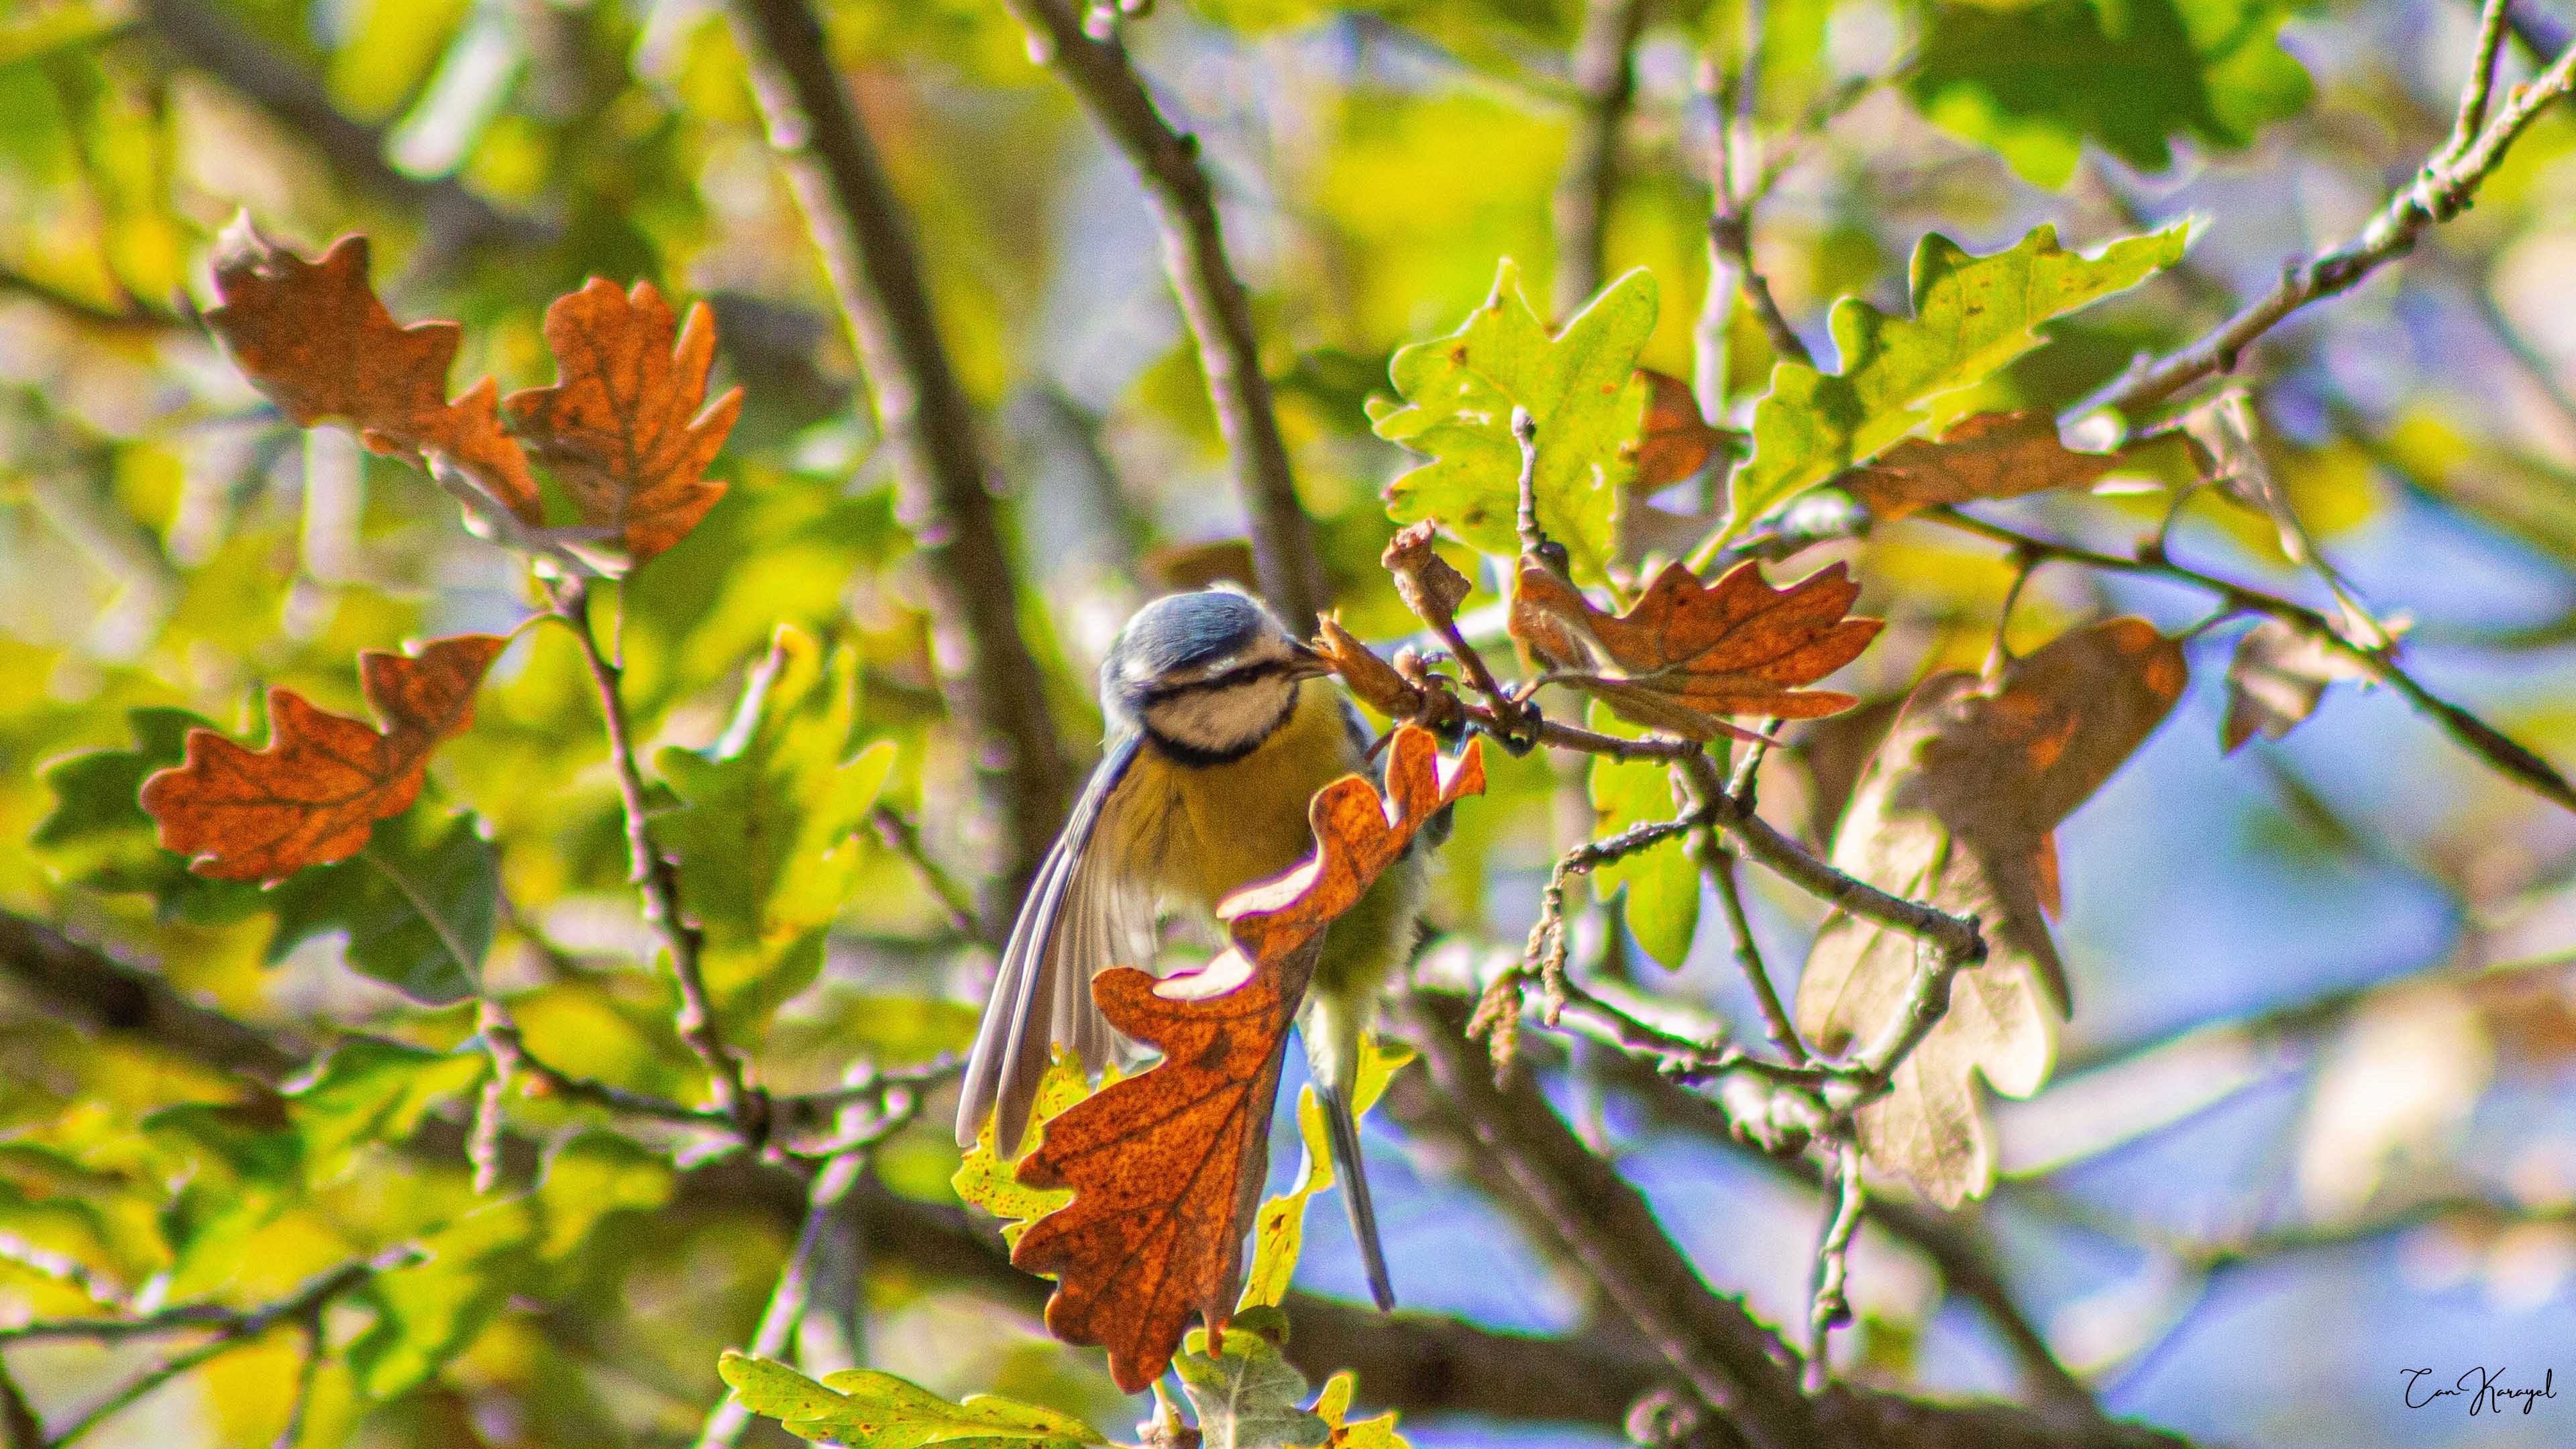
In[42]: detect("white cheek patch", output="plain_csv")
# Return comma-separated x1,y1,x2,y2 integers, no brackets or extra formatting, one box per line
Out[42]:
1145,680,1293,755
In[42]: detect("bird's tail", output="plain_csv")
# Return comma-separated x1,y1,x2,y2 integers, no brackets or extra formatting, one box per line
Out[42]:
1313,1081,1395,1311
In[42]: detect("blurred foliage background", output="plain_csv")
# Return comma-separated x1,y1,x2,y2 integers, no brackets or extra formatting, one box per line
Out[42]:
3,0,2576,1444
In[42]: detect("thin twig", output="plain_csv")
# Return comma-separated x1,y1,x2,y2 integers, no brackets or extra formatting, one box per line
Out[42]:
28,1252,404,1448
1003,0,1330,629
551,585,765,1138
269,1318,324,1449
0,1232,125,1313
2438,0,2518,166
0,268,188,335
2080,35,2576,419
724,0,1076,914
1926,507,2576,812
1803,1140,1866,1392
1709,845,1805,1063
869,804,983,943
1698,52,1812,370
478,999,728,1128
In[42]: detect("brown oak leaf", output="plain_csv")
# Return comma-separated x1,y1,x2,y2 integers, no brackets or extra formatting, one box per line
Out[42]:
1633,368,1737,489
1010,726,1486,1393
2220,617,2369,752
1510,558,1882,738
205,219,540,526
1794,619,2186,1205
139,635,508,883
1381,520,1473,623
1844,410,2123,521
504,278,743,565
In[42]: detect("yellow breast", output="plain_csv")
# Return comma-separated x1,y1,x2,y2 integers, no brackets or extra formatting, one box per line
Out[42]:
1133,681,1361,910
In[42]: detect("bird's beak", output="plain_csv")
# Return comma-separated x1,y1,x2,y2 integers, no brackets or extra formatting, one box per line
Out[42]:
1285,639,1336,681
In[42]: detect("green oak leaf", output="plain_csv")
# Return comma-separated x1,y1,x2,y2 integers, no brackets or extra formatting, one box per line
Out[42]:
1176,1313,1330,1449
1585,703,1701,971
34,706,266,924
657,625,896,1029
1373,260,1656,580
1238,1036,1412,1310
718,1350,1108,1448
264,806,498,1005
348,1199,537,1401
1715,224,2187,550
1911,0,2312,189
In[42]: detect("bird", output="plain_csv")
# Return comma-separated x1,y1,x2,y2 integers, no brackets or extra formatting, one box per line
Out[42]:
955,587,1424,1311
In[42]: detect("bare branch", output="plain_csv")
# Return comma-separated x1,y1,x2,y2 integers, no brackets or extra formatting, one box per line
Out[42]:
2082,35,2576,419
1926,507,2576,812
1552,0,1652,319
724,0,1077,913
1002,0,1331,629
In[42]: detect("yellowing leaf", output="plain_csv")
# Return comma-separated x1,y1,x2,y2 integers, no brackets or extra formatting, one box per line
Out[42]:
1239,1037,1413,1311
1715,225,2186,550
1312,1371,1410,1449
951,1046,1110,1250
1373,262,1656,580
718,1351,1109,1448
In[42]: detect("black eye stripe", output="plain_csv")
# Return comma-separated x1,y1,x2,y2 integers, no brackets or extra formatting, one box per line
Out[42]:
1138,658,1290,704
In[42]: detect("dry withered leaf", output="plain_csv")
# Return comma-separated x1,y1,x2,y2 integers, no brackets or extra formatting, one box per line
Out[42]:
1509,558,1882,739
206,220,540,526
2221,617,2369,753
1794,619,2186,1205
1382,521,1473,623
1313,616,1426,724
1633,368,1737,489
1010,727,1485,1393
504,278,743,565
140,635,508,883
1845,410,2124,520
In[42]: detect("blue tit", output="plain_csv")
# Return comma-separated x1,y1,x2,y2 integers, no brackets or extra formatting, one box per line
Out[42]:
955,588,1423,1311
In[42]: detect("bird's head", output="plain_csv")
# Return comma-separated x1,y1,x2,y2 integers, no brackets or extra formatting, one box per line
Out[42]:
1104,589,1333,762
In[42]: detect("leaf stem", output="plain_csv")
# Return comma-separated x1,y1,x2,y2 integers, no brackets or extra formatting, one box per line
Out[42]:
550,583,765,1140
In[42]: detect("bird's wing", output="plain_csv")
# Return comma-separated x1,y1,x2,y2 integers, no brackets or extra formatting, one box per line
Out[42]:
955,729,1157,1152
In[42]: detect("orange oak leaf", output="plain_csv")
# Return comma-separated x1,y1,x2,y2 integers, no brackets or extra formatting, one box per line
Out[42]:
504,278,743,565
1010,726,1486,1393
205,220,540,526
1633,368,1737,489
1843,409,2126,521
139,635,508,884
1510,558,1882,737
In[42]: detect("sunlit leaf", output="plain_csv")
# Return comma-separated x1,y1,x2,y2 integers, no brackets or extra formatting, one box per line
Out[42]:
1374,262,1657,580
1720,225,2187,545
718,1350,1109,1448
